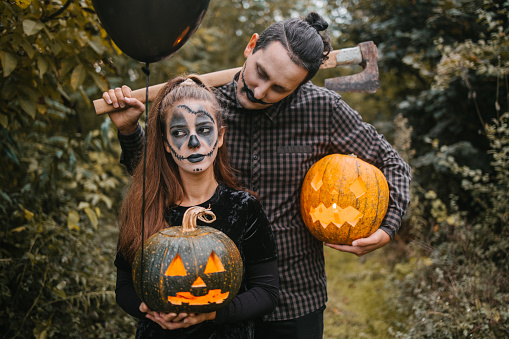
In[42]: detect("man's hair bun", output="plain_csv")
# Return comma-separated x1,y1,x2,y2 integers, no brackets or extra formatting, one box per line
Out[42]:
305,12,328,32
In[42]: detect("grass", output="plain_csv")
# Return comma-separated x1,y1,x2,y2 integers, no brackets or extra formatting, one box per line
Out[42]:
323,243,406,338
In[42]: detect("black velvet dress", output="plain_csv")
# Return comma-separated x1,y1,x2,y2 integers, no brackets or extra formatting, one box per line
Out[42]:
115,184,279,339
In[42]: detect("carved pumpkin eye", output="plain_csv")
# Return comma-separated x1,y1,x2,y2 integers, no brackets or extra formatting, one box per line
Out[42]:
165,250,225,277
165,253,187,276
204,251,225,274
349,176,367,198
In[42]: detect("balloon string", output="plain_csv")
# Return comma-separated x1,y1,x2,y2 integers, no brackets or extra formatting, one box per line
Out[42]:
140,62,150,300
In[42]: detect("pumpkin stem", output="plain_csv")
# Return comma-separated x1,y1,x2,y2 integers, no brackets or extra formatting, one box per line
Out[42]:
182,206,216,232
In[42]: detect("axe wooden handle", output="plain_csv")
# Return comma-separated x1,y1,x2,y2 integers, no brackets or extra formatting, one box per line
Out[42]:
93,67,242,115
94,43,370,115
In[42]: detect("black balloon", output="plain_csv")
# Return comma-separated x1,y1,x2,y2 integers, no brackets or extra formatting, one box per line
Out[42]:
92,0,210,63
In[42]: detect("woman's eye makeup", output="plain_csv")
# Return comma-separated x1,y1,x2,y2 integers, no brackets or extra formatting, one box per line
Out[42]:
197,125,212,135
165,103,221,165
172,129,187,138
167,104,219,150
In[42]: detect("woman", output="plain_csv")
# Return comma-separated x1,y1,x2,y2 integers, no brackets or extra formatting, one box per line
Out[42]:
113,76,279,338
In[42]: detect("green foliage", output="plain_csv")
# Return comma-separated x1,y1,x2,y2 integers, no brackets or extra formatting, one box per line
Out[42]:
0,1,136,337
391,113,509,338
0,0,117,128
331,0,508,211
0,125,135,338
323,1,509,337
0,208,135,338
380,7,509,334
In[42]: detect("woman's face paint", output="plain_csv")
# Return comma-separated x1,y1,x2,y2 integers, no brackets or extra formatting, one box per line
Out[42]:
164,101,223,174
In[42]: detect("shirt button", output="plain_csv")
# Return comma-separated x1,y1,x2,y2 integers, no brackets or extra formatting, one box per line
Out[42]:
253,154,258,160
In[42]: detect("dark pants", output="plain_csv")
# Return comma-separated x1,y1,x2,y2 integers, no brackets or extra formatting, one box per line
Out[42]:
254,306,325,339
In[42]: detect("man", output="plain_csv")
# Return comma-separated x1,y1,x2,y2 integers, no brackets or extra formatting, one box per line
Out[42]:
104,12,411,339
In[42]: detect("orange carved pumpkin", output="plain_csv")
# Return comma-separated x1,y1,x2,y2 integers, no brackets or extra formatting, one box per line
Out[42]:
132,206,243,313
300,154,389,244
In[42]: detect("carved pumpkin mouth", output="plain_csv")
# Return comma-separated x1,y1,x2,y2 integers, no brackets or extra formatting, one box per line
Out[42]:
310,202,364,229
168,289,230,305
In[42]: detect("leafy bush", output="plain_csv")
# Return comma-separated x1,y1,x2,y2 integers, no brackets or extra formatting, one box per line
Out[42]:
0,1,138,337
377,4,509,335
0,120,137,338
390,113,509,338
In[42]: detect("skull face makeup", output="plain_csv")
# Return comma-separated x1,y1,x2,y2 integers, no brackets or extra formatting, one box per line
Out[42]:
164,100,223,174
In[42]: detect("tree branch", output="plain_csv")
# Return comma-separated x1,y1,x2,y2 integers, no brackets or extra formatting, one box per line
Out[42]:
41,0,73,22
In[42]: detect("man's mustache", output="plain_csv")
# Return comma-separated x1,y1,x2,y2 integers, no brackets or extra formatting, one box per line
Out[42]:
241,69,271,105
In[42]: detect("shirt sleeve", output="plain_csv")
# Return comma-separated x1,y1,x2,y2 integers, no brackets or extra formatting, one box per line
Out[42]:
114,252,146,319
215,259,279,324
118,123,145,175
329,98,412,238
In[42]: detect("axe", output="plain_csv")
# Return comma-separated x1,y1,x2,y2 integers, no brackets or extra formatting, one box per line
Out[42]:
93,41,379,115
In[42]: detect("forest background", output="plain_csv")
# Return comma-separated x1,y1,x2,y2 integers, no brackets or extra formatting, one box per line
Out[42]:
0,0,507,338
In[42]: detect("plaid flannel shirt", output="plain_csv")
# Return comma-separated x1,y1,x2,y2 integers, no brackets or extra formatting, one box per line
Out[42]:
118,74,411,321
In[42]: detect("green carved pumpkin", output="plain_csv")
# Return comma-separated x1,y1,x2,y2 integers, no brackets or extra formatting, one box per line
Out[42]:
132,206,243,313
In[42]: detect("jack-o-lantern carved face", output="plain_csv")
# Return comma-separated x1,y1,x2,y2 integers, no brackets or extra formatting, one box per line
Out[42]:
163,251,230,306
300,154,389,245
132,207,243,313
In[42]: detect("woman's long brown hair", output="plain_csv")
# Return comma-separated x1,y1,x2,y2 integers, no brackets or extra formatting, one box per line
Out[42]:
117,76,240,263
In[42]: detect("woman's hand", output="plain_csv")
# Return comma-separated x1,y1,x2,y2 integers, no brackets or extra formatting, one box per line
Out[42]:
103,85,145,135
139,302,216,330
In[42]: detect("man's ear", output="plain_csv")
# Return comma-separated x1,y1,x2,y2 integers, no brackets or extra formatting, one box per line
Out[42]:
244,33,259,58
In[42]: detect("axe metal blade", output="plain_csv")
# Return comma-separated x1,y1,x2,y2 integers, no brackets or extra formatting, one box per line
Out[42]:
324,41,381,93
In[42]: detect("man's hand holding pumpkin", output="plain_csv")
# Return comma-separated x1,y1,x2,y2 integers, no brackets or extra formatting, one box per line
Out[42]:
324,228,390,257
